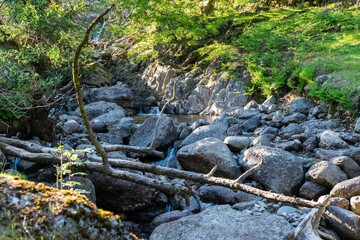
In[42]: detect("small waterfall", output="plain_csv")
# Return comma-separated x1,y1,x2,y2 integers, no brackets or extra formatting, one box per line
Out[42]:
194,194,214,210
92,21,107,42
155,146,179,169
137,107,160,115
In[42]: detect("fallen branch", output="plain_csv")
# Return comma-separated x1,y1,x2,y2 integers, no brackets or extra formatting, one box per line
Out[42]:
0,139,322,208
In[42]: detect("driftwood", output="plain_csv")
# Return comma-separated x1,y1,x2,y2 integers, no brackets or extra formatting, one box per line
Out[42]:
0,137,322,209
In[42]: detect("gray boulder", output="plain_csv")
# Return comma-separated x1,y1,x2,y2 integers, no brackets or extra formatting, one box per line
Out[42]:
242,115,261,133
90,109,125,132
90,172,158,212
81,61,114,86
87,83,133,108
299,181,329,200
243,146,304,195
129,116,177,151
315,147,360,165
306,161,347,188
150,205,294,240
329,156,360,178
234,108,260,119
70,176,96,202
282,113,307,124
75,101,123,120
63,120,82,134
355,118,360,133
151,210,192,228
280,123,304,139
319,130,349,149
177,137,241,179
224,136,251,152
289,97,315,115
198,185,260,205
330,176,360,199
181,122,227,147
325,206,360,240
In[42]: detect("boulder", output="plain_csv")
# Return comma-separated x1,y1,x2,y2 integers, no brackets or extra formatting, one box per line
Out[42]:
315,147,360,164
90,109,125,132
70,176,96,202
355,118,360,133
299,181,328,200
234,109,260,119
224,136,251,152
129,116,177,151
181,122,227,147
151,210,192,228
306,161,347,188
242,115,261,133
289,97,315,115
243,146,304,195
177,137,241,179
75,101,123,120
350,196,360,214
63,120,82,134
150,205,294,240
90,172,159,212
330,176,360,199
325,206,360,240
198,185,260,205
301,119,340,135
277,140,302,152
319,130,349,149
280,123,304,139
329,156,360,178
87,83,133,108
282,113,307,124
81,61,114,86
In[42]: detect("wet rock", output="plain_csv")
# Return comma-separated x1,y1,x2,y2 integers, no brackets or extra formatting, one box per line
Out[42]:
224,136,251,152
330,176,360,199
329,156,360,178
306,161,347,188
129,116,177,152
150,205,294,240
299,181,329,200
289,97,315,115
325,206,360,240
177,138,241,179
198,185,260,205
319,130,349,149
243,146,304,195
350,196,360,214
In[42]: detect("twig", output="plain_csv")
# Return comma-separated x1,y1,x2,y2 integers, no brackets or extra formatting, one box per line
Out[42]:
234,156,264,184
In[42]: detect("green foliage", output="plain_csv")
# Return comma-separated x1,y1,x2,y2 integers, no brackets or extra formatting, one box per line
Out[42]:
0,0,101,125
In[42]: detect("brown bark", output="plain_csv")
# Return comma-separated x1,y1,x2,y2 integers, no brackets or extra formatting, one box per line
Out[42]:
72,5,114,171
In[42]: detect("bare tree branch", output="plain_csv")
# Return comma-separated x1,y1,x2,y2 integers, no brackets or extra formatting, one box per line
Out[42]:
72,4,114,170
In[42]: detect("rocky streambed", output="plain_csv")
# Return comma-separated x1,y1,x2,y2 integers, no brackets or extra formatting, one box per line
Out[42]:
2,92,360,239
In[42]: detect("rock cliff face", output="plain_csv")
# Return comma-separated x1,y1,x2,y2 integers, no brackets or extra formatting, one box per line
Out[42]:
112,60,248,115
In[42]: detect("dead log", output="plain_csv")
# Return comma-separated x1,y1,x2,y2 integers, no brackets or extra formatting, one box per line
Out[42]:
0,139,322,208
